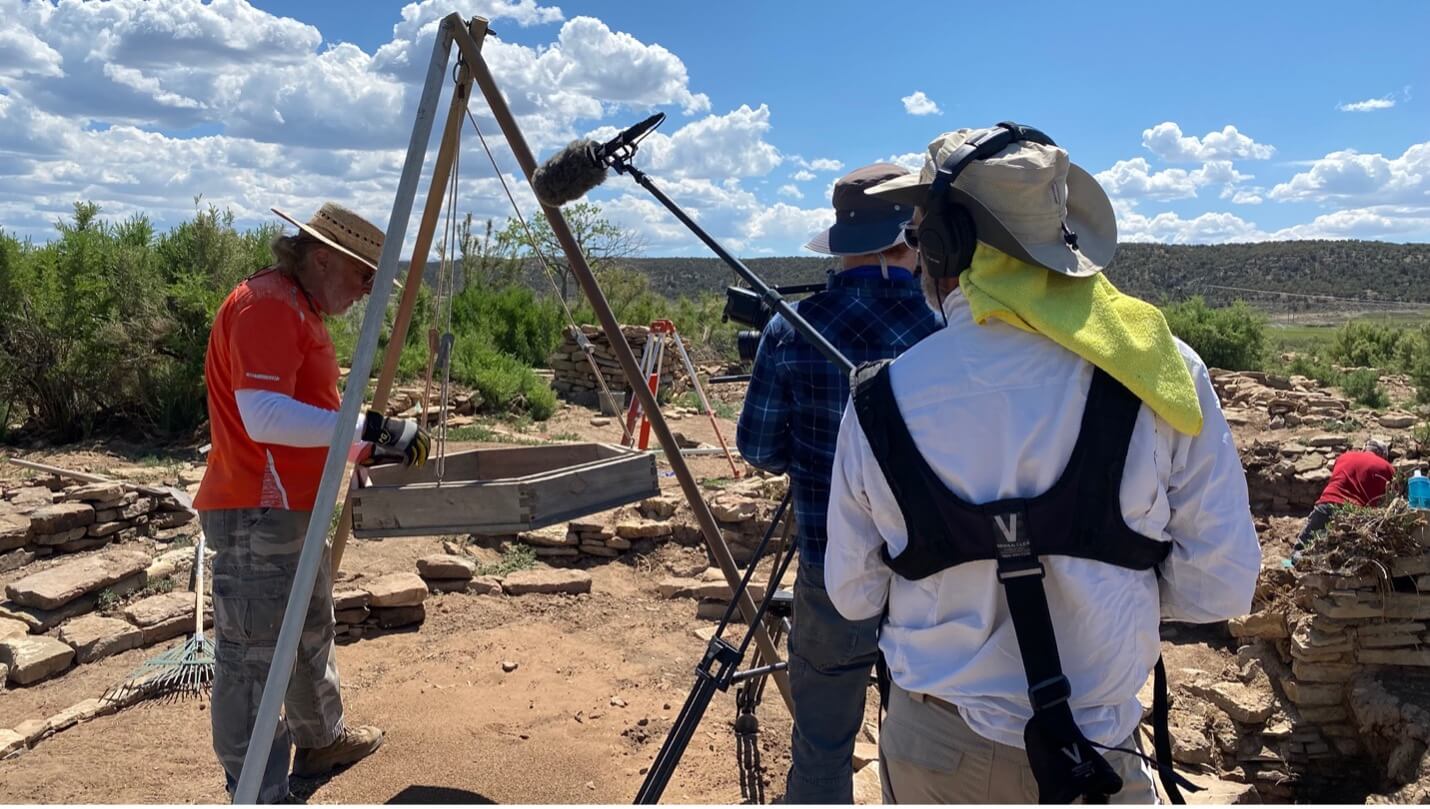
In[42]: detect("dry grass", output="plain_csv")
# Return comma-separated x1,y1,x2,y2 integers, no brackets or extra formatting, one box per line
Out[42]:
1305,498,1426,573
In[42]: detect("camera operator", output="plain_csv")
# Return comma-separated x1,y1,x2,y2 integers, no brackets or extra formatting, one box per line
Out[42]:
735,163,941,804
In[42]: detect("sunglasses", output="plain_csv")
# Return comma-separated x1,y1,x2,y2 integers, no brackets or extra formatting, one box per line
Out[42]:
900,220,920,250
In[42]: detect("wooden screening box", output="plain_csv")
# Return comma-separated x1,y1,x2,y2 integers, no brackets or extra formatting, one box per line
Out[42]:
349,442,660,539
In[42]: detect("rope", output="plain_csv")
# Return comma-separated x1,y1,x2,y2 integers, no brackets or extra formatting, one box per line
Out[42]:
464,108,634,442
423,129,461,483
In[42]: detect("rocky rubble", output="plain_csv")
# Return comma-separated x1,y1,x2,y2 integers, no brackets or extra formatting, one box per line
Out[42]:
1171,508,1430,801
1210,370,1430,515
0,475,196,568
379,384,480,428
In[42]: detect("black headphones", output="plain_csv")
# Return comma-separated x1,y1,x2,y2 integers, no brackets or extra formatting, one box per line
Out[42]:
917,121,1058,280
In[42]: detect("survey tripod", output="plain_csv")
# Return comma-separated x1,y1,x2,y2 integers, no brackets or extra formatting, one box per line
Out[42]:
599,127,860,805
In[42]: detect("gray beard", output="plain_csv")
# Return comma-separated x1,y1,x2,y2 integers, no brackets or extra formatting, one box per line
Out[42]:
921,269,943,313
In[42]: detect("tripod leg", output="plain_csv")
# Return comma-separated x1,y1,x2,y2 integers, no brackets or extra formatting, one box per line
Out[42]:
670,332,741,478
636,672,723,804
624,337,654,446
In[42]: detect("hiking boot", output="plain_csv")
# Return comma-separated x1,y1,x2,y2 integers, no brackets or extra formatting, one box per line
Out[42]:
291,725,384,777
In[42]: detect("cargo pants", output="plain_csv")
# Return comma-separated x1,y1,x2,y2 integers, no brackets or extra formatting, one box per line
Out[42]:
200,508,345,804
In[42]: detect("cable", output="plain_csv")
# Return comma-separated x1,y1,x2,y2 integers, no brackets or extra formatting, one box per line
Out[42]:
465,107,634,441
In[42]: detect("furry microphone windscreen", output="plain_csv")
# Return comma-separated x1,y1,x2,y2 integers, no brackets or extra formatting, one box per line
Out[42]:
531,139,608,207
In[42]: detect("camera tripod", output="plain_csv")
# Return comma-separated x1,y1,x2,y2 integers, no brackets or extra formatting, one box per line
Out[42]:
636,490,799,804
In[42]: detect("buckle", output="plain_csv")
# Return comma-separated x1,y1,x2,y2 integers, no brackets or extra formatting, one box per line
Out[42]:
996,559,1045,582
1028,675,1072,710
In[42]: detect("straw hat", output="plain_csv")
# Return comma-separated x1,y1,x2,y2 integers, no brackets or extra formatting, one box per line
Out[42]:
271,202,385,271
866,128,1117,277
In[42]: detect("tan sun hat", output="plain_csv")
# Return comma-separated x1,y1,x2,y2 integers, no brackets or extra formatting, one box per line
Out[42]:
865,128,1117,277
271,202,386,271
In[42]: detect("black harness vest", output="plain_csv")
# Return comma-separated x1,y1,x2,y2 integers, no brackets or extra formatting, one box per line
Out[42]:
851,360,1197,804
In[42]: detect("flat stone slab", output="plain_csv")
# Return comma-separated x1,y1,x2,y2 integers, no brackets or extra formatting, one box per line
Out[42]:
0,728,24,758
1,547,40,573
28,502,95,535
0,508,31,551
416,554,476,580
333,589,371,611
613,520,673,540
5,550,150,610
470,576,502,596
141,611,212,646
66,483,125,504
123,591,197,627
518,524,577,547
501,568,592,596
8,487,58,513
1,635,75,685
59,615,144,664
365,573,427,608
657,577,764,603
0,616,28,640
148,510,196,530
709,496,758,523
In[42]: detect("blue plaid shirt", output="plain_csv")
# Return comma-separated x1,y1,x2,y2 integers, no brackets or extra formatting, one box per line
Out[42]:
736,266,941,566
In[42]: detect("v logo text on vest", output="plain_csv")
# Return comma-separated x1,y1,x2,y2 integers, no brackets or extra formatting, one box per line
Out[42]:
1061,745,1082,764
991,510,1031,560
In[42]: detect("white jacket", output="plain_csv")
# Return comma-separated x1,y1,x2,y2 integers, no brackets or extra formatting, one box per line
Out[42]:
824,289,1260,749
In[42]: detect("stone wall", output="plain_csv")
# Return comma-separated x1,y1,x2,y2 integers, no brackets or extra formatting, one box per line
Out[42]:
1,478,195,574
548,325,691,406
1211,521,1430,800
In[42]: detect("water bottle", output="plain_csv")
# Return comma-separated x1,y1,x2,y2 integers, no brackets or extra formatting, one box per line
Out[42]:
1409,470,1430,510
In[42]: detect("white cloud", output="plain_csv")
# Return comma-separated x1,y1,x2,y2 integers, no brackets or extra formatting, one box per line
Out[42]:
777,184,803,199
791,169,815,182
1338,96,1396,112
617,104,781,179
1141,122,1275,162
901,90,941,116
884,152,926,172
743,203,834,249
1230,189,1264,205
808,158,843,172
0,24,63,78
1096,157,1251,201
1269,141,1430,203
1269,206,1430,240
1116,208,1265,244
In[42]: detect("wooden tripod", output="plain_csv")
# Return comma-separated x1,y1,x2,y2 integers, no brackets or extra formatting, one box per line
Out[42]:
237,18,794,800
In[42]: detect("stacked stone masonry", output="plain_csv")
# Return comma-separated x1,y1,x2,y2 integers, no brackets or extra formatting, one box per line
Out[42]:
548,324,692,404
1211,525,1430,800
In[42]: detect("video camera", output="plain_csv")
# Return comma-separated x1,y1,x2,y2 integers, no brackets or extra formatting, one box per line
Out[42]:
722,283,826,363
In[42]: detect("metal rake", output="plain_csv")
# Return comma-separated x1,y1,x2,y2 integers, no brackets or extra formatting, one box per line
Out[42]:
103,531,214,705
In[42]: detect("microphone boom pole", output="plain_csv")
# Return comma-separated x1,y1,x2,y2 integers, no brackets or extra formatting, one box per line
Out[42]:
609,158,855,375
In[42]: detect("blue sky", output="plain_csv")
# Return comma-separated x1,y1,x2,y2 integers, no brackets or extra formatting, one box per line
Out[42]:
2,0,1427,255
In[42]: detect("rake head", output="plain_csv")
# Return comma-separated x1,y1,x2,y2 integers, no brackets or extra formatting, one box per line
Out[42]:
103,631,216,706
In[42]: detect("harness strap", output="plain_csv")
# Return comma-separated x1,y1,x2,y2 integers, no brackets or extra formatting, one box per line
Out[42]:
1153,657,1198,803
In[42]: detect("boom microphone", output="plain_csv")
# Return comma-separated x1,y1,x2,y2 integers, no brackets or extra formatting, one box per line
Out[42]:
530,112,667,207
531,138,608,207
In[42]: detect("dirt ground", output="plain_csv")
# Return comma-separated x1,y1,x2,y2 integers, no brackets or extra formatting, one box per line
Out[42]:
0,390,1276,805
0,404,827,805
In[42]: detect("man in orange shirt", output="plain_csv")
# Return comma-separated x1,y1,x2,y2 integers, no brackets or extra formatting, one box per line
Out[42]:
196,202,429,803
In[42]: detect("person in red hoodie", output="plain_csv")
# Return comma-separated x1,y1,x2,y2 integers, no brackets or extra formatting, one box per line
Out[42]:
1296,437,1395,552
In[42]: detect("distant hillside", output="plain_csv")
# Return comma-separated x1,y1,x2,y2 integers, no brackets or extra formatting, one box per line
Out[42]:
612,241,1430,309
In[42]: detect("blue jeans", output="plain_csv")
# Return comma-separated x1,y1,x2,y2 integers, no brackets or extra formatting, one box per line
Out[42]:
785,561,881,804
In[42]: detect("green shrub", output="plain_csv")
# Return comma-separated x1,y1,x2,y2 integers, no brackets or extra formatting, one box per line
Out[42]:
450,333,556,420
1286,352,1341,386
1328,321,1407,370
1397,324,1430,404
1340,368,1390,409
1161,297,1266,371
